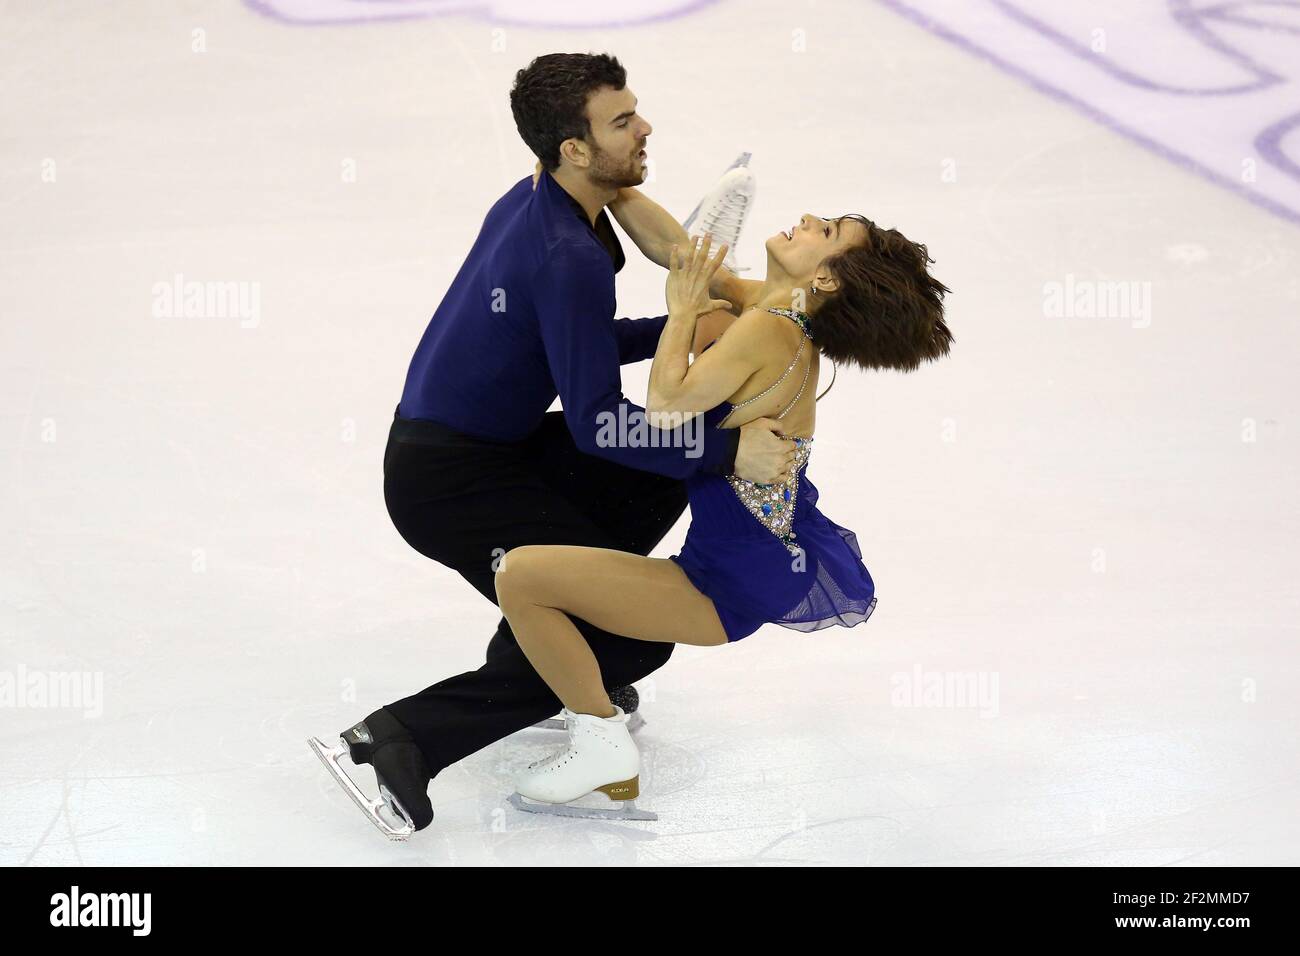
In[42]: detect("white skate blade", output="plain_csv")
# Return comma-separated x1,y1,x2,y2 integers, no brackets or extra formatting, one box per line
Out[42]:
508,791,659,822
307,735,415,841
531,711,645,733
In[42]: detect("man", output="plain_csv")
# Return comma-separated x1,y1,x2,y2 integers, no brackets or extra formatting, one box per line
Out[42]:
313,52,793,836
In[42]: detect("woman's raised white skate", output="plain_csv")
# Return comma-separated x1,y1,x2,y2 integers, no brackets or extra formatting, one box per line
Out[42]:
681,151,756,273
509,705,657,821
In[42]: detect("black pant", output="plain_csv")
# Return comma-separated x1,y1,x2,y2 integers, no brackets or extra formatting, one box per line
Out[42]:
381,407,689,777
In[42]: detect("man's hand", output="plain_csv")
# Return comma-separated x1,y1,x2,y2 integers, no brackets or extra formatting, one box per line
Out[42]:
733,418,798,484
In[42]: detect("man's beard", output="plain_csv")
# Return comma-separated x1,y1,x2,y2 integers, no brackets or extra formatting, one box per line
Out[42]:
587,141,645,190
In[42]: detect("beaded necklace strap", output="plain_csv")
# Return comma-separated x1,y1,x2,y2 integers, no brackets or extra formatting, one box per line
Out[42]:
765,306,812,335
769,306,837,404
775,353,812,421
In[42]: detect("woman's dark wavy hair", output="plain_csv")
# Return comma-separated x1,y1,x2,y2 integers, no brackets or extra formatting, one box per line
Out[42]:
510,53,627,172
810,215,953,372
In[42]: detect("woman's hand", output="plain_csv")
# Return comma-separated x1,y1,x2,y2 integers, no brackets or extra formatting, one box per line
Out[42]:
667,233,733,319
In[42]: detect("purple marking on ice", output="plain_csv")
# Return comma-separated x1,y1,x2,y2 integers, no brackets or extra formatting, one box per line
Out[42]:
876,0,1300,226
991,0,1278,94
242,0,722,29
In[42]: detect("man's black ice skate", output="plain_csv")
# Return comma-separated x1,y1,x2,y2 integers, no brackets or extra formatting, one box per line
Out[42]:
308,708,434,840
531,684,645,733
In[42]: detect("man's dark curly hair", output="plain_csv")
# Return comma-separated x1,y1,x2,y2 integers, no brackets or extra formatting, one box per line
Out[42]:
510,53,628,172
809,215,953,372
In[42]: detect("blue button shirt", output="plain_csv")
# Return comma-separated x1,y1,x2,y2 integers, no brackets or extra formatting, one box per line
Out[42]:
398,169,739,478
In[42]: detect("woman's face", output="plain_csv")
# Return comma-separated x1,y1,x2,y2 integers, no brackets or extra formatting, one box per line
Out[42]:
765,214,869,287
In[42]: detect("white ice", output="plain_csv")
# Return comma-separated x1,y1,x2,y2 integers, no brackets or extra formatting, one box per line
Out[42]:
1,0,1297,866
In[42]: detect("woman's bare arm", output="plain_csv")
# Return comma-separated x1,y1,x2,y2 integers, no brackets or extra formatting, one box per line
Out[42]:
649,309,770,421
709,264,763,315
610,188,769,318
649,239,761,422
607,186,690,269
534,167,754,353
692,306,738,358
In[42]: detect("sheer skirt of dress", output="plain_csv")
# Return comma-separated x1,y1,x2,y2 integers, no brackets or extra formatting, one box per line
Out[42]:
670,460,878,642
772,515,878,632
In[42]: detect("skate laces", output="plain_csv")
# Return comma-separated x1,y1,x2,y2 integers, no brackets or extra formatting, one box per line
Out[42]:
529,749,565,771
700,191,749,247
526,713,580,771
524,708,630,772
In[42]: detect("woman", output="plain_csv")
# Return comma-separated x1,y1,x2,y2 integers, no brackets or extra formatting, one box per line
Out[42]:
495,205,953,815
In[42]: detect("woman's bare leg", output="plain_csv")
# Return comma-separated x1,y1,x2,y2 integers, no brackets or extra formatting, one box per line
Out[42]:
494,545,729,717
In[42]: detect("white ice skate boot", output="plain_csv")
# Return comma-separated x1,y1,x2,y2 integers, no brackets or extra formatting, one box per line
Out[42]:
681,151,756,273
509,705,657,821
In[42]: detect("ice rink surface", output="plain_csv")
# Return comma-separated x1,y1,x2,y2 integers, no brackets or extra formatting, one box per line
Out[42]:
2,0,1298,865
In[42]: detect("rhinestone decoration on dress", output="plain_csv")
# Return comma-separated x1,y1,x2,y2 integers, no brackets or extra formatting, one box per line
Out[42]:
719,306,815,554
725,436,813,554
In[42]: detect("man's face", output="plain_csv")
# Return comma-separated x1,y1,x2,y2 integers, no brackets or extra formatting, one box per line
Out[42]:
577,85,652,189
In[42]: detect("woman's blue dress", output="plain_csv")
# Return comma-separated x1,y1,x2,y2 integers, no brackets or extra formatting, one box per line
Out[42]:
668,327,878,642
